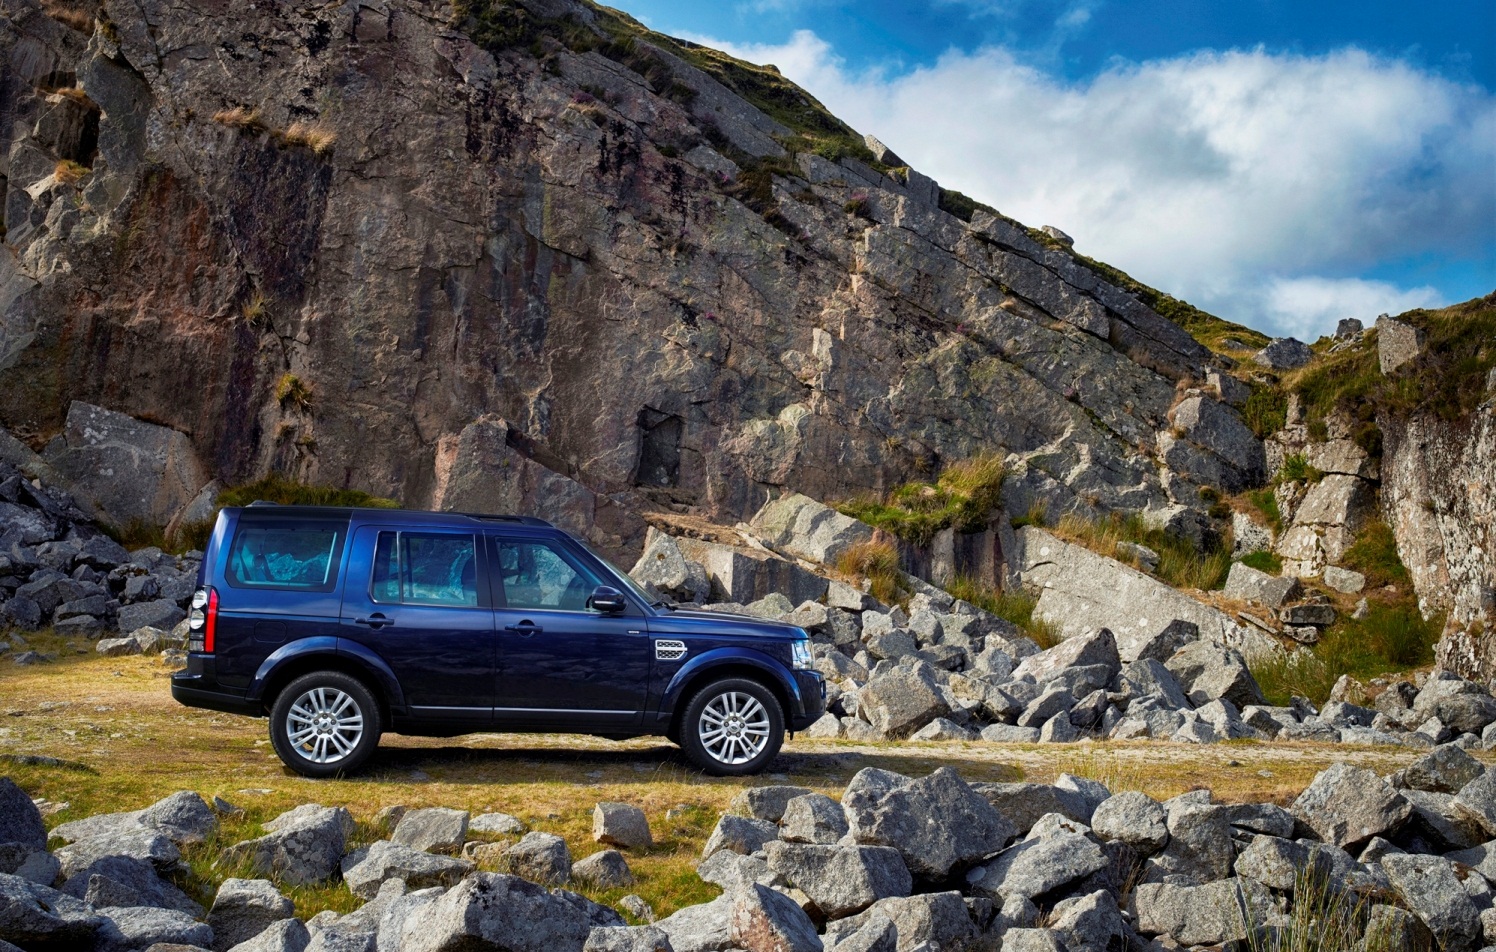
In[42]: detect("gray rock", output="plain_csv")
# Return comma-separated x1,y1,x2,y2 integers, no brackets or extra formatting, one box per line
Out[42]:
630,529,692,594
780,794,849,845
56,828,181,879
53,792,217,847
1131,878,1270,946
584,925,674,952
117,599,187,635
593,803,653,849
1282,604,1337,627
1170,395,1268,485
1049,889,1124,952
95,905,215,952
1402,789,1484,851
389,872,623,952
844,767,1016,879
971,832,1107,902
1232,835,1333,891
1253,337,1313,371
728,787,812,825
701,815,778,861
221,806,353,886
764,843,912,919
749,494,874,568
1335,317,1364,338
468,813,526,836
390,808,468,854
61,855,203,916
820,912,895,952
1150,801,1235,884
572,850,634,889
1378,316,1426,374
1381,853,1481,951
500,832,572,886
1290,763,1412,849
1454,770,1496,838
979,724,1041,743
0,778,46,850
908,718,977,741
1405,744,1486,793
823,892,973,951
857,664,949,738
0,872,105,948
226,917,310,952
1118,659,1190,711
728,881,822,952
1364,903,1435,950
1010,628,1120,685
341,841,474,900
1091,792,1167,853
1222,562,1299,608
208,878,294,952
1164,640,1266,709
1321,565,1366,594
653,894,732,952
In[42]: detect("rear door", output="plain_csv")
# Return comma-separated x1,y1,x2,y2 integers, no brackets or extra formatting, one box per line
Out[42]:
339,525,495,723
489,533,651,730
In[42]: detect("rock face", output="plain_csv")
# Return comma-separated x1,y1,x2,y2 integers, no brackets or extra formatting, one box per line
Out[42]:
0,0,1255,553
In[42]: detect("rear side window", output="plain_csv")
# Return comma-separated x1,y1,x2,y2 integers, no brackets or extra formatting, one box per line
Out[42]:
371,531,479,607
226,521,346,591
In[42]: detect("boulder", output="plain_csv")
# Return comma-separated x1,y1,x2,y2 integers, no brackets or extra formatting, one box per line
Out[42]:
1164,641,1266,709
1131,878,1270,946
843,767,1015,879
572,850,634,889
729,881,822,952
1011,628,1120,685
1049,889,1125,952
1322,565,1366,594
1253,337,1313,371
1453,770,1496,837
764,843,912,919
1381,853,1481,951
223,916,309,952
0,779,46,850
630,529,692,594
117,599,187,635
219,805,352,886
1090,793,1168,853
1150,801,1236,884
42,402,209,527
1377,315,1426,374
389,872,623,952
207,878,294,952
1403,744,1486,794
701,815,778,861
593,803,653,849
857,664,949,738
60,855,203,916
780,795,848,846
341,841,474,900
469,813,526,836
1170,394,1267,486
95,906,214,952
584,925,674,952
0,873,106,948
653,894,732,952
1222,562,1299,608
821,892,974,951
55,828,181,879
390,808,468,854
728,787,812,825
748,493,874,567
500,832,572,886
971,831,1108,902
1290,763,1412,849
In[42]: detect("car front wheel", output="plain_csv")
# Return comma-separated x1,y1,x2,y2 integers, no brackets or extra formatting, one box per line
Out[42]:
269,671,382,778
680,677,784,776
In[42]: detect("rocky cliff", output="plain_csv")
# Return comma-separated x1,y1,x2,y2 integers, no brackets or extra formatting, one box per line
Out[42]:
0,0,1271,558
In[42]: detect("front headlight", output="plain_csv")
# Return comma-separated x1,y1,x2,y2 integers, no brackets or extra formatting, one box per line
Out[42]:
791,636,814,669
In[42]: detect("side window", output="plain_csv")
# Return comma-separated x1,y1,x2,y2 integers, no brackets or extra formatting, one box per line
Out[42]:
494,540,601,612
227,522,345,591
370,532,478,607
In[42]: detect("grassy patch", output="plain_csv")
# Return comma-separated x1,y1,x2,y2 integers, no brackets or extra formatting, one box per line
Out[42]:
834,540,903,606
1237,550,1282,574
1340,519,1409,588
835,455,1005,547
1246,489,1282,534
275,373,313,411
1276,454,1323,485
1249,602,1441,706
1240,385,1287,439
944,575,1061,649
1049,512,1231,592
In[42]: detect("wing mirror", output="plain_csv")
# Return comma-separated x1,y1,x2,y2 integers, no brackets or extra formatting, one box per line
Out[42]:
589,586,627,614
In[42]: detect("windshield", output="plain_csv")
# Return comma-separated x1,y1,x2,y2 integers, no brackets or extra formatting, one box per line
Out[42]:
572,537,674,608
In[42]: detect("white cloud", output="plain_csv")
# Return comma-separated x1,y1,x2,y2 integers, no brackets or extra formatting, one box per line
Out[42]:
1257,277,1445,341
692,32,1496,339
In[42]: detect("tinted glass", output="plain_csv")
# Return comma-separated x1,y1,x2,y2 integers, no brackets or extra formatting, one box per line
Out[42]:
495,540,601,611
371,531,478,607
226,523,344,591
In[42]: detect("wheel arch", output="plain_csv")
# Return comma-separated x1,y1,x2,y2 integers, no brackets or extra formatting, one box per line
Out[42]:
666,660,793,742
251,640,400,727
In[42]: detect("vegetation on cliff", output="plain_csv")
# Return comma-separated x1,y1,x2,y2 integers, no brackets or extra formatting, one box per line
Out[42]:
835,454,1005,546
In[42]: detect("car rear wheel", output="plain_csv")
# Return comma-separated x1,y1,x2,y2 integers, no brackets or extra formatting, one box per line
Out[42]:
680,677,784,776
269,671,382,778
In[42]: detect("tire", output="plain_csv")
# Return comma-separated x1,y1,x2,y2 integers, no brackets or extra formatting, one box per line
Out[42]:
269,671,382,778
679,677,784,776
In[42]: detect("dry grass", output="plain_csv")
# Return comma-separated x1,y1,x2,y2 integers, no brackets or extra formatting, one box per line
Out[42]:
212,106,266,131
835,540,904,605
0,634,1464,923
41,0,94,32
53,159,88,185
1049,511,1231,592
280,121,337,155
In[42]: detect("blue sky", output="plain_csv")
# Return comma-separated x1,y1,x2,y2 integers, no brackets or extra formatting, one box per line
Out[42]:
607,0,1496,340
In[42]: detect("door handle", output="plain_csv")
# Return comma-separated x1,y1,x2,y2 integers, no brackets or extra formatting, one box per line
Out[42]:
355,613,392,629
504,622,543,637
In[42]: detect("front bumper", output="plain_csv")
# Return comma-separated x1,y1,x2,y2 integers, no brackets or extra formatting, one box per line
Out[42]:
789,670,827,731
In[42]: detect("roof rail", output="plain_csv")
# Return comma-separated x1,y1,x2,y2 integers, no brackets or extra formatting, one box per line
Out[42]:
246,500,280,507
465,514,553,527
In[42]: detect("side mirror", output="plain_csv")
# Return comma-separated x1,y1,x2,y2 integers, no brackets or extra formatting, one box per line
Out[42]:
589,586,627,614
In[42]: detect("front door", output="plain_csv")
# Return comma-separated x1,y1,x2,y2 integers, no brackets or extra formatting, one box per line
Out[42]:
489,534,651,730
340,525,495,723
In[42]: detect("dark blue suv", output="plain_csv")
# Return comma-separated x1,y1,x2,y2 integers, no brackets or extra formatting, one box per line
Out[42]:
171,505,825,776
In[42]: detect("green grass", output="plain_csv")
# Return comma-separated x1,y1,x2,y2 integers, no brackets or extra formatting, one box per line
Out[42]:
1241,385,1288,439
1247,489,1283,534
836,455,1005,547
944,575,1062,649
1050,511,1232,592
1249,602,1441,706
1237,550,1283,574
1340,519,1409,588
1276,454,1322,485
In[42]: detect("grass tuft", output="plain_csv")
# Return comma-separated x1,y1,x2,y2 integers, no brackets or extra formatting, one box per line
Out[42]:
1249,602,1440,706
215,474,400,511
1276,454,1322,485
1237,550,1283,574
1049,512,1231,591
212,106,266,131
944,575,1061,649
280,121,337,155
275,373,313,411
835,454,1005,546
835,540,902,605
1340,519,1409,588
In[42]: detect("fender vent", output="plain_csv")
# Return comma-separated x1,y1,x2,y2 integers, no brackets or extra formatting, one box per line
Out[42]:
655,640,687,662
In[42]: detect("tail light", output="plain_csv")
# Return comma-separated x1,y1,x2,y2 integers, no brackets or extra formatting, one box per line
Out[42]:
188,587,218,653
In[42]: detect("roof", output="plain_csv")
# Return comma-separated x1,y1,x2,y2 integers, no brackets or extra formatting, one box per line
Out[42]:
238,503,553,528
